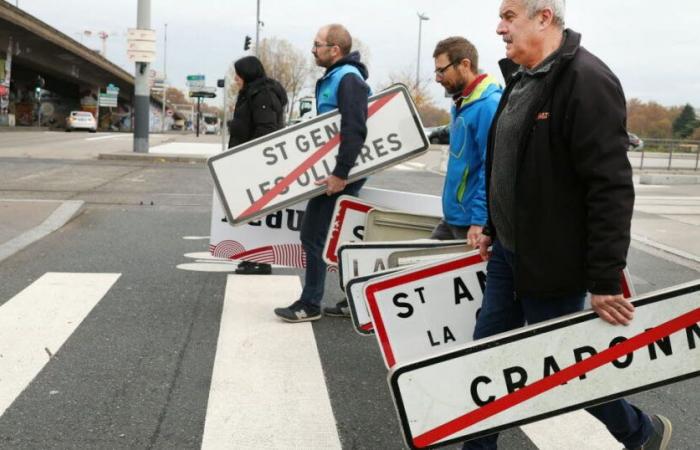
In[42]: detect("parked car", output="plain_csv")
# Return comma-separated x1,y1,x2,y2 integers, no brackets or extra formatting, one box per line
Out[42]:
628,132,644,151
428,125,450,145
65,111,97,132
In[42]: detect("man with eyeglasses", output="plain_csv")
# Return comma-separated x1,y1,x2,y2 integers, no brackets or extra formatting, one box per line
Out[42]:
463,0,671,449
274,23,371,323
430,37,502,248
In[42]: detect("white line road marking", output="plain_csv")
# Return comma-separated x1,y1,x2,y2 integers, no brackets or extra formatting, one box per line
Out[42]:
182,236,210,240
0,200,84,264
150,143,220,156
0,272,120,418
176,262,238,272
85,134,130,141
201,275,341,449
520,410,619,449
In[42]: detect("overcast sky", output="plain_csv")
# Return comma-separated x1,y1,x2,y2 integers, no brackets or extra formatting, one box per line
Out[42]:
16,0,700,111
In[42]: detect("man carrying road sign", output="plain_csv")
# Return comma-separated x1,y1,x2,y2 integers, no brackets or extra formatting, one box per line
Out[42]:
468,0,671,449
273,24,371,323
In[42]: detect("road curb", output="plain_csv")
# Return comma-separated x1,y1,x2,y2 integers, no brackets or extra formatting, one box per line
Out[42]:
98,152,207,164
631,233,700,264
0,200,84,264
639,173,700,185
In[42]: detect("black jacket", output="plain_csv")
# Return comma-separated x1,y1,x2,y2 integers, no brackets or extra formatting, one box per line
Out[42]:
228,78,288,148
484,29,634,298
315,52,370,179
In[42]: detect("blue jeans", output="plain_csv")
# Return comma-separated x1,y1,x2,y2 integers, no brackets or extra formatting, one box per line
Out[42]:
298,179,366,308
463,240,651,450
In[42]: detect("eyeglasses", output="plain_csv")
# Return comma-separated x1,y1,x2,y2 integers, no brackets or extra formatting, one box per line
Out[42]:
434,61,458,77
312,42,336,49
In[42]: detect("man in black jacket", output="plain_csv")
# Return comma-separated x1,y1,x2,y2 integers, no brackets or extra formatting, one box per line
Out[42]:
274,24,370,323
469,1,671,449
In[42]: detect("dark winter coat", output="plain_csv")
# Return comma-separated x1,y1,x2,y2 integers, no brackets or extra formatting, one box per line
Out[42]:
228,77,288,148
484,29,634,298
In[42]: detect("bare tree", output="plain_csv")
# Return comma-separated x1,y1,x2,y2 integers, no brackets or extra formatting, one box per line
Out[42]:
378,66,448,126
257,37,313,121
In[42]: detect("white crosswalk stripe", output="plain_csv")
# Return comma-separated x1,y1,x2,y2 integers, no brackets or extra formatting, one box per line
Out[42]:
520,410,619,449
201,275,341,449
0,272,120,418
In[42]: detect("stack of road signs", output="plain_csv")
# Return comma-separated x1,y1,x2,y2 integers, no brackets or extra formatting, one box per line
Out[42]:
207,84,429,225
390,280,700,448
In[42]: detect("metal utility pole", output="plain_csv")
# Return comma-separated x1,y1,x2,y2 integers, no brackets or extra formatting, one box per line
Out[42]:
255,0,261,54
162,23,168,133
416,12,429,90
133,0,151,153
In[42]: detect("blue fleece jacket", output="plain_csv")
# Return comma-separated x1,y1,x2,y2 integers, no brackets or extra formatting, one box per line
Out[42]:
442,76,502,227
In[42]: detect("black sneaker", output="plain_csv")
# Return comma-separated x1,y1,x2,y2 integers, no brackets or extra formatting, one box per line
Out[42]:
323,299,351,318
274,300,321,323
235,261,272,275
626,415,672,450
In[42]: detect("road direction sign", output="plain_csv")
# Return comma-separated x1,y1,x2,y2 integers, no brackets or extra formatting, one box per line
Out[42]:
389,280,700,449
127,51,156,63
98,92,118,107
186,74,206,88
208,84,429,225
127,28,156,41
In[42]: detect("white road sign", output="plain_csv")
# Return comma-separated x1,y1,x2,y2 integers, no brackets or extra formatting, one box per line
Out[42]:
346,269,400,335
208,85,429,225
365,252,486,368
127,40,157,53
127,50,156,63
323,190,442,266
389,280,700,449
367,259,635,369
127,28,156,42
210,187,440,268
337,240,466,292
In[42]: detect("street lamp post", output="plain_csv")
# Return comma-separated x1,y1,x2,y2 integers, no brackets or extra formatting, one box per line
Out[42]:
255,0,261,54
416,12,429,90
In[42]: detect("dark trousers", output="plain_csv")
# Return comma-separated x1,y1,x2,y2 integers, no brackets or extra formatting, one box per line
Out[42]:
430,220,470,240
298,179,366,308
463,240,652,449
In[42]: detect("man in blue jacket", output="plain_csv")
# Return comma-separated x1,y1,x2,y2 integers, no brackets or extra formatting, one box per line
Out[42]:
431,37,502,248
274,24,370,323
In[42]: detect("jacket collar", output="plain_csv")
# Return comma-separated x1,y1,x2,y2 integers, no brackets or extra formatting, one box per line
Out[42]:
498,29,582,83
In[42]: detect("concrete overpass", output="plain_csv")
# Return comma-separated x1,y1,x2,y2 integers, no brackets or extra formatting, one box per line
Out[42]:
0,1,181,131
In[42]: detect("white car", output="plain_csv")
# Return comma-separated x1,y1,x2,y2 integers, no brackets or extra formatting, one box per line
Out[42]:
66,111,97,132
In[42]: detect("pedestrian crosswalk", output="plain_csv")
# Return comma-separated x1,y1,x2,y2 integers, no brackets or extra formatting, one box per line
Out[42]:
202,275,341,449
0,272,120,417
0,271,629,449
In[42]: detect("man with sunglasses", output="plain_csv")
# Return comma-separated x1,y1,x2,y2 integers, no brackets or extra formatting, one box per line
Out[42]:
430,37,502,247
274,24,370,323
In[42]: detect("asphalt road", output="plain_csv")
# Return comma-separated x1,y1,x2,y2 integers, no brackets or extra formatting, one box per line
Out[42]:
0,146,698,449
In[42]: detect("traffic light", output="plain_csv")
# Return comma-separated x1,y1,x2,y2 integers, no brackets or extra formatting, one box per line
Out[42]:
244,35,251,51
35,76,45,99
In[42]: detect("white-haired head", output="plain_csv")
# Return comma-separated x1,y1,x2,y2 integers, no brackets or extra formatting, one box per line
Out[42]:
523,0,566,27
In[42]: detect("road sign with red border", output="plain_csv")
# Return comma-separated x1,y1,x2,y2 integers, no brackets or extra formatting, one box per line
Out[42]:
323,190,443,266
208,84,429,225
389,280,700,449
345,269,401,335
366,255,636,370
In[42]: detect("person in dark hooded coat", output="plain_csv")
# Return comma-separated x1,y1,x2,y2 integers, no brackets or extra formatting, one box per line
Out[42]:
228,56,288,275
228,56,288,148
